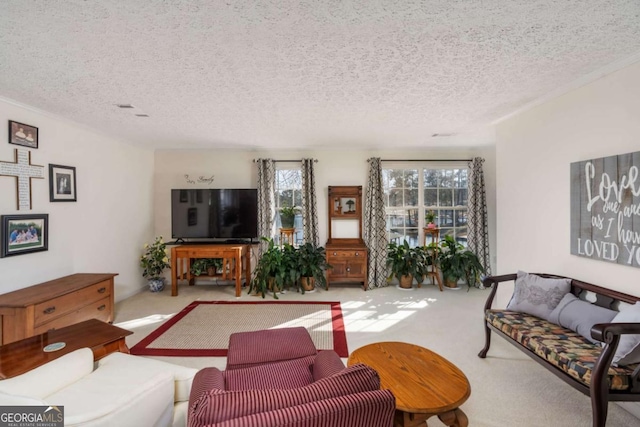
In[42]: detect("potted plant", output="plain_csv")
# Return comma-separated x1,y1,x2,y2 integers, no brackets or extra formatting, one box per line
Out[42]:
279,205,299,229
190,258,223,276
386,241,428,289
140,236,171,292
426,210,437,228
296,242,332,292
249,238,287,298
438,235,485,290
280,242,301,291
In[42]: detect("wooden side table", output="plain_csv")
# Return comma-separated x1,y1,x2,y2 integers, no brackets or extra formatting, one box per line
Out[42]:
423,227,444,291
348,342,470,427
0,319,132,379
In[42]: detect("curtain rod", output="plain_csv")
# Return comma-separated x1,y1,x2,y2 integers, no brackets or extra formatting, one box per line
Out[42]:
379,159,472,162
253,159,318,163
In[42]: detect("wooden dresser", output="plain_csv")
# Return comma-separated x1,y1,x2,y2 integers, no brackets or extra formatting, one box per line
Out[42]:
0,273,117,345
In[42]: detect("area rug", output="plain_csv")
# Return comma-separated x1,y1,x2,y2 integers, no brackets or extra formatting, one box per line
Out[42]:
130,301,348,357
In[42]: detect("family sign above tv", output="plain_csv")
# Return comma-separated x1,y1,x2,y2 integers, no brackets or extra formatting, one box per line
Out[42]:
171,189,258,242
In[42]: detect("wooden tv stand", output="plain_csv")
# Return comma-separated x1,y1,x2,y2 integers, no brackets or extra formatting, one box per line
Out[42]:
170,244,251,297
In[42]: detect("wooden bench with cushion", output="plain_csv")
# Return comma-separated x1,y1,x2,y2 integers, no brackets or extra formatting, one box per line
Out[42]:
478,272,640,427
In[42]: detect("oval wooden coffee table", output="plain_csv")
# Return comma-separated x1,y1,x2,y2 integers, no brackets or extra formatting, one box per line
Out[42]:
348,341,470,427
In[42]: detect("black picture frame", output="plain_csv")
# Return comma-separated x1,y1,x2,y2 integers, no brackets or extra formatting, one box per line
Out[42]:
49,164,77,202
1,214,48,258
8,120,39,149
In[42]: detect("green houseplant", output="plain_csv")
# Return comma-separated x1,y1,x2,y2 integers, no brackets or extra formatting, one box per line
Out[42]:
279,205,299,229
425,210,437,228
386,241,429,288
296,243,332,292
190,258,223,276
249,238,287,298
438,235,485,290
140,236,171,292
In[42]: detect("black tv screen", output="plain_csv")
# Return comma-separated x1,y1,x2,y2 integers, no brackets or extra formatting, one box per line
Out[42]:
171,189,258,240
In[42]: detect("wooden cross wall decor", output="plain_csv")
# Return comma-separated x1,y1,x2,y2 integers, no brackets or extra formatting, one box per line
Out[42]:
0,149,45,210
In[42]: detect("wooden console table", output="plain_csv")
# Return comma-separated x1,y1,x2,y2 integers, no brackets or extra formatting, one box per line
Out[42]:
170,244,251,297
0,318,132,379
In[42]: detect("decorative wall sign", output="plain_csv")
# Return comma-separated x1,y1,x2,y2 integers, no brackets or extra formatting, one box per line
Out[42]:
184,174,214,185
570,150,640,268
8,120,38,149
49,164,77,202
0,149,45,210
0,213,48,258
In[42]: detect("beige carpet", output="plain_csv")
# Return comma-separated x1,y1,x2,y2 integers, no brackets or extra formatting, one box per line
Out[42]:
129,301,348,357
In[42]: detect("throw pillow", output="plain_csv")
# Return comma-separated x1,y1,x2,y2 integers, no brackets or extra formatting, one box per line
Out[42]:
547,293,617,343
505,271,571,320
611,302,640,366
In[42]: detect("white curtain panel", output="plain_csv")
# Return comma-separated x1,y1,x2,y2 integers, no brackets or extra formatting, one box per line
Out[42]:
467,157,492,282
301,158,319,246
364,157,389,289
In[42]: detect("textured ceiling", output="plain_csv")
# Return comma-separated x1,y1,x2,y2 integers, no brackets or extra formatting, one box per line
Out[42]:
1,1,640,150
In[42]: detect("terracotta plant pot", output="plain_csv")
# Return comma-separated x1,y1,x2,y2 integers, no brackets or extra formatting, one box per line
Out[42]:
399,275,413,288
207,267,216,276
300,277,315,292
445,278,459,288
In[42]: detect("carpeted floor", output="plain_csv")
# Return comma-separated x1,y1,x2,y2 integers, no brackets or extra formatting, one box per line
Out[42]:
114,281,640,427
130,300,347,357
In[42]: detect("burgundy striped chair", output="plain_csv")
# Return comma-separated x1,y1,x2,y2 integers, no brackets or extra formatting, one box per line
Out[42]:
188,327,395,427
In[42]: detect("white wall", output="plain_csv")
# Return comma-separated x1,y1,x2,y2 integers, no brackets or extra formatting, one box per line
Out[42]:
0,98,155,301
495,60,640,299
154,146,497,273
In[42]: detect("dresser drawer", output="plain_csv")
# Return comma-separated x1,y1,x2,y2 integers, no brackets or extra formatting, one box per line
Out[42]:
328,250,366,259
34,280,111,326
33,296,112,335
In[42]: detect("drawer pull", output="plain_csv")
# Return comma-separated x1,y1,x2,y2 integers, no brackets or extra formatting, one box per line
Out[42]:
97,305,106,311
43,306,56,315
333,252,337,256
346,267,351,272
355,252,359,256
98,287,107,294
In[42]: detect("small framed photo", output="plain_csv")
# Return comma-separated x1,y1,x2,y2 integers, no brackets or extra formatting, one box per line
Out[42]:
8,120,38,149
1,214,48,258
49,164,77,202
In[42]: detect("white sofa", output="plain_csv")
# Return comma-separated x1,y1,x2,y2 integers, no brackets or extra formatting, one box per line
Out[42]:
0,348,198,427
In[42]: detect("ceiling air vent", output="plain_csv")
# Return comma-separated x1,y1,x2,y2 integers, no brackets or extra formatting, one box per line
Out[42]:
116,104,135,109
135,114,149,117
431,133,455,137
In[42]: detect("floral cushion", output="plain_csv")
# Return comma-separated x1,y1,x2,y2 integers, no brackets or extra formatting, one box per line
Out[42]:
486,309,636,391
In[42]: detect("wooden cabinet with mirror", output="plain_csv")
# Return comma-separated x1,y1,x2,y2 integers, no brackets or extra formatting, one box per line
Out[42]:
326,186,368,290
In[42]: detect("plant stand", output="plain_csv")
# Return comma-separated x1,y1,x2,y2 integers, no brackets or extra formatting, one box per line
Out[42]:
422,227,444,292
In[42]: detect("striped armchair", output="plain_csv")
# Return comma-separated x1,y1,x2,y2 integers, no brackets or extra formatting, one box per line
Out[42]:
188,327,395,427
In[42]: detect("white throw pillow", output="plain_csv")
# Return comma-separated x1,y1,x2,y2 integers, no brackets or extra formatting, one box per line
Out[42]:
506,271,571,321
611,302,640,366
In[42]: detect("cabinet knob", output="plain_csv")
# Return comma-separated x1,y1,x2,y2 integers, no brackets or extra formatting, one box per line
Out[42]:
355,252,359,256
43,306,56,315
98,287,106,293
97,305,106,311
333,252,337,256
346,267,351,272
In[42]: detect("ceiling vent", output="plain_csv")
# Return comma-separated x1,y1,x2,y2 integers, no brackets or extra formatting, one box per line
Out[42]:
135,114,149,117
116,104,135,109
431,133,455,137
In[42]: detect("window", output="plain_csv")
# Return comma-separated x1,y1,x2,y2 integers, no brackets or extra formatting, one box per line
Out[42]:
383,165,468,247
274,167,302,245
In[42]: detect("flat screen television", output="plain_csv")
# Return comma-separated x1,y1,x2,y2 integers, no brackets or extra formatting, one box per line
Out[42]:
171,189,258,241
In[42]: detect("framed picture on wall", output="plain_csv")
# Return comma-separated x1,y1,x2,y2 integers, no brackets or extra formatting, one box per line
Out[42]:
0,214,48,258
49,164,77,202
8,120,39,149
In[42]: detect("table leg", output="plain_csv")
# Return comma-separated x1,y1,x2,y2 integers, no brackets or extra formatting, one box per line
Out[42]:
171,247,178,296
244,246,251,291
437,408,468,427
235,249,241,297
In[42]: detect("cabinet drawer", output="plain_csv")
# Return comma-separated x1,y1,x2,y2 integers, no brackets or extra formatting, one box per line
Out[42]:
33,296,112,335
34,281,111,326
328,250,365,259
